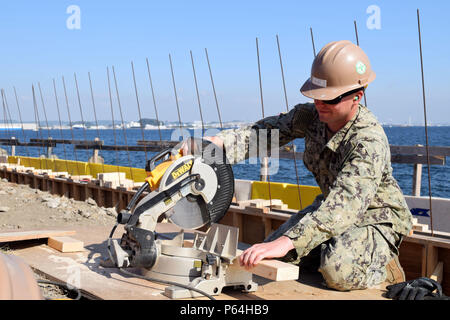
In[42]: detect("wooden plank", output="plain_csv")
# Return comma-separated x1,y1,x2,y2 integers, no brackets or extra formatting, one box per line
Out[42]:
390,145,450,157
390,154,444,165
430,261,443,284
426,244,439,277
0,230,76,243
47,236,84,253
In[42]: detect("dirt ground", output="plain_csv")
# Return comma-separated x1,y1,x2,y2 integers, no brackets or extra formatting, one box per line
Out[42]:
0,178,117,300
0,178,118,231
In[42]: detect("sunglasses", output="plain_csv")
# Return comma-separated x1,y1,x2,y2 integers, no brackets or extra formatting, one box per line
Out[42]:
320,88,364,105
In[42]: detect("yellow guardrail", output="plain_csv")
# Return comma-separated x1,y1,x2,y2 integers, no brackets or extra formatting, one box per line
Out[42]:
251,181,322,210
7,156,147,182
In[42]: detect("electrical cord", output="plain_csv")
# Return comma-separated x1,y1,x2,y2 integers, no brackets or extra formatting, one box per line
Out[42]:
37,279,82,300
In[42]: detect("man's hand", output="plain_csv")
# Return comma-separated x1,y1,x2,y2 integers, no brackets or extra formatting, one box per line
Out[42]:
239,236,295,269
180,136,224,156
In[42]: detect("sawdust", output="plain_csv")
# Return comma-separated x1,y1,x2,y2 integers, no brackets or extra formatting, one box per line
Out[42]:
0,179,117,231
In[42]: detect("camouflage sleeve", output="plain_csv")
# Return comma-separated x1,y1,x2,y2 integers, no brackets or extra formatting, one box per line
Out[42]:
283,139,388,258
216,103,315,164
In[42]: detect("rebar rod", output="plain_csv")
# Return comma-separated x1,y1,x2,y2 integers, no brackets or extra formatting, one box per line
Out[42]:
131,61,148,163
310,27,317,57
111,65,134,181
190,50,205,136
31,85,45,158
53,79,70,174
168,54,183,132
416,9,434,236
37,83,51,139
276,35,303,210
145,58,163,141
204,48,223,129
256,37,273,207
106,66,122,184
87,72,105,173
62,76,81,176
13,87,31,157
353,20,368,107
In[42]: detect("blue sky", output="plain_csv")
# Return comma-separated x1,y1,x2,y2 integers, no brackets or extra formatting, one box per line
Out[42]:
0,0,449,124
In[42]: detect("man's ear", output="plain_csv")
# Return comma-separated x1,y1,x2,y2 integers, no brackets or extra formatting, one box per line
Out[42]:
354,90,364,103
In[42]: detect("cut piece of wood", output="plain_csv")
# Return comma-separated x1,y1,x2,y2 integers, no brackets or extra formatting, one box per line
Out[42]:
235,248,299,281
0,230,76,243
184,239,299,281
430,261,443,284
47,236,84,253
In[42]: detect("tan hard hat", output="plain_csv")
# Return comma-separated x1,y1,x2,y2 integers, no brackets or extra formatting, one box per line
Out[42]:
300,40,376,100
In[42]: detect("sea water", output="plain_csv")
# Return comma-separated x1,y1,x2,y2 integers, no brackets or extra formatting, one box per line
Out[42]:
2,126,449,198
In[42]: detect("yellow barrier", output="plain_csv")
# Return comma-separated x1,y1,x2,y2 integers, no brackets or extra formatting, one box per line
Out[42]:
8,156,148,182
251,181,322,210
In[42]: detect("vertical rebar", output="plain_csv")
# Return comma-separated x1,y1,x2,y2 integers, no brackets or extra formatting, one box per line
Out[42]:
13,87,31,157
256,37,273,207
88,72,105,173
73,73,89,144
37,83,56,171
111,65,134,181
53,79,70,174
417,9,434,236
276,35,303,210
204,48,223,129
310,27,317,57
37,83,51,139
31,85,44,158
62,76,81,176
190,50,205,136
145,58,162,141
1,90,11,150
353,20,368,107
131,61,148,163
1,90,14,156
107,66,122,184
168,54,183,133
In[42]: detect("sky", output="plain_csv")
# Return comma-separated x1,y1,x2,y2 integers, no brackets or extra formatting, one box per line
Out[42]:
0,0,449,125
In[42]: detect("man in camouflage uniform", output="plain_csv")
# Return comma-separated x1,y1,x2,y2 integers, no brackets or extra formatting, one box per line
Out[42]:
209,40,412,291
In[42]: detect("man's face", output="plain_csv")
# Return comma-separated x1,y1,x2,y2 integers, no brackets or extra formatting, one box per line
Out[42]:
314,92,360,129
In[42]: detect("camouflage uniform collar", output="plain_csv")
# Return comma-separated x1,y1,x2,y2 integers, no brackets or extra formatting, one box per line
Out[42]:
324,104,363,153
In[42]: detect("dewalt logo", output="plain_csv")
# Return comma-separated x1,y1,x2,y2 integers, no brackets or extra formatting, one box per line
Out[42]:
171,160,193,180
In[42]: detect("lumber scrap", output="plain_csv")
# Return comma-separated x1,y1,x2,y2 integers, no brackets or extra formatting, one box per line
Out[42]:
430,261,444,284
184,239,299,281
47,236,84,253
0,230,76,243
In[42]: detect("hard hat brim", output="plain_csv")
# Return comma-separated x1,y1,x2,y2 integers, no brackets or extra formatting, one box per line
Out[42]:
300,72,376,101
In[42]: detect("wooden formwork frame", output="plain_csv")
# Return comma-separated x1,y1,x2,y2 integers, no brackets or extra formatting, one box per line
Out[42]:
1,167,449,295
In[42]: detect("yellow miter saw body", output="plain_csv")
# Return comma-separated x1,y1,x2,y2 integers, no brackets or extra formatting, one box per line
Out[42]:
107,139,257,298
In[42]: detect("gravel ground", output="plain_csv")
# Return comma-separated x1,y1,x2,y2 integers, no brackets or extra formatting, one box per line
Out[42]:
0,178,118,300
0,178,118,231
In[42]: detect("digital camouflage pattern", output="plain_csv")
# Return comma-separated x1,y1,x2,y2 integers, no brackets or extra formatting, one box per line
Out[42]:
216,103,412,290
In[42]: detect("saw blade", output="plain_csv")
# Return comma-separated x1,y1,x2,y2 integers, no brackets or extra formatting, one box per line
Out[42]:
166,194,210,229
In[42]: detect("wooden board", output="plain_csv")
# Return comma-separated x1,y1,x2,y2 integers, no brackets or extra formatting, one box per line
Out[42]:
236,253,299,281
0,230,76,243
47,236,84,253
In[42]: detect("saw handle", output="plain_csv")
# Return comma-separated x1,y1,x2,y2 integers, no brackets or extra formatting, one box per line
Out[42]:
145,148,182,172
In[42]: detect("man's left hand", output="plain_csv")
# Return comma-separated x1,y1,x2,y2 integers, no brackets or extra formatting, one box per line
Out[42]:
239,236,295,269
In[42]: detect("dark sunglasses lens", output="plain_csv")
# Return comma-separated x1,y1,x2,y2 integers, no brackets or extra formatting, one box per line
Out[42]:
322,96,342,105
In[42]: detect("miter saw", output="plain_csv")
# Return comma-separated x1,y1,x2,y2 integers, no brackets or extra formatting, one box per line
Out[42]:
105,138,257,299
